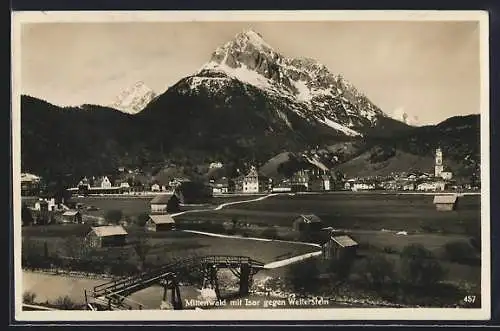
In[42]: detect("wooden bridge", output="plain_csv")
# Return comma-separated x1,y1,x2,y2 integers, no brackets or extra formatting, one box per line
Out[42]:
85,255,265,311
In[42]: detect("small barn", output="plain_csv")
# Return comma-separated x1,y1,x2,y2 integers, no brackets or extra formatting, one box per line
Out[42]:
433,194,458,211
292,214,324,232
145,214,176,232
61,210,82,224
85,225,128,248
150,194,173,214
322,235,359,261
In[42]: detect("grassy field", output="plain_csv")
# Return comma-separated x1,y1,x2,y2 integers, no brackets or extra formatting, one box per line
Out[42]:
22,224,317,266
71,196,152,218
64,193,481,235
176,193,480,235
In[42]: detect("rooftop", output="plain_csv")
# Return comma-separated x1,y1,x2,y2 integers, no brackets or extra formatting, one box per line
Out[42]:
331,235,358,248
90,225,128,237
62,210,80,216
151,194,173,204
148,214,175,224
433,194,458,204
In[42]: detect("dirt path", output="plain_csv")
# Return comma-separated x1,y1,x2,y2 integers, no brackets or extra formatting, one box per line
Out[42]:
170,193,280,217
174,193,322,268
263,251,323,269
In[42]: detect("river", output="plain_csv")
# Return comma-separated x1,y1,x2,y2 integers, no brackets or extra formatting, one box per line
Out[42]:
22,270,364,310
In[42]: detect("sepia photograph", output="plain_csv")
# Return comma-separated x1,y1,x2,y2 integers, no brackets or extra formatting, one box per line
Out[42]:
11,10,490,321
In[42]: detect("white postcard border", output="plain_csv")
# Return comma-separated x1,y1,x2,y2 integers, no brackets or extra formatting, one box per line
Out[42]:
11,10,491,322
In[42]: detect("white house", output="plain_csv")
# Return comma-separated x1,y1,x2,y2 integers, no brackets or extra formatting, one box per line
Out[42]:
209,162,223,169
96,176,112,189
322,175,331,191
351,182,375,191
21,173,41,183
151,183,161,192
150,194,173,213
34,198,56,211
417,181,446,191
242,166,259,193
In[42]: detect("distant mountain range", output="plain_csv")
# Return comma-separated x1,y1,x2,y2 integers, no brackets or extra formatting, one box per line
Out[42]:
19,29,480,186
110,81,158,114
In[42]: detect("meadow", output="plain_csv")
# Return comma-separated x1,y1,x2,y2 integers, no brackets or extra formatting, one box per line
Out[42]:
70,193,480,235
22,225,317,267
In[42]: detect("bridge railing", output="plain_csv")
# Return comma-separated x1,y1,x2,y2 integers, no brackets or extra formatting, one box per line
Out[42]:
92,255,265,298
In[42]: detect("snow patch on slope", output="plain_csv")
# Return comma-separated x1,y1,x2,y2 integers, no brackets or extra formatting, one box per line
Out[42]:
303,155,329,172
316,116,363,137
293,80,312,101
201,61,275,92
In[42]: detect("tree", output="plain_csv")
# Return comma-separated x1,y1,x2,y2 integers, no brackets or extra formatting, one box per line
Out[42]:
327,255,356,283
21,203,34,226
358,254,397,289
167,195,180,213
105,209,123,223
23,291,37,304
231,217,239,230
133,233,151,271
443,241,478,264
136,212,150,227
400,244,447,287
54,295,77,310
287,259,320,294
261,227,279,240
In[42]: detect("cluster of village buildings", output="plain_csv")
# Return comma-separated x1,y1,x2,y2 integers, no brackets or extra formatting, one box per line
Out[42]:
21,148,461,198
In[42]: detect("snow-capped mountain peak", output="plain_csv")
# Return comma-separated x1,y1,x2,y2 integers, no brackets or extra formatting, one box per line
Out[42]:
111,81,157,114
178,29,396,138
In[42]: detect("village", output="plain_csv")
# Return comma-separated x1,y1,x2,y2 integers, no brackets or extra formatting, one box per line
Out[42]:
20,146,481,311
21,148,475,199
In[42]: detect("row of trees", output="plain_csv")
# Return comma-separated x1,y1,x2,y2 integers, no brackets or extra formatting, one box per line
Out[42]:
286,244,452,299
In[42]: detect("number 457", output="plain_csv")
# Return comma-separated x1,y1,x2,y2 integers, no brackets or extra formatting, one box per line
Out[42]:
464,295,476,303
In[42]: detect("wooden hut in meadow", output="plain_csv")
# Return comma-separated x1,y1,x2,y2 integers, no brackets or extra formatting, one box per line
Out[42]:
85,225,128,248
150,194,173,214
433,194,458,211
145,214,176,232
61,210,83,224
322,235,359,261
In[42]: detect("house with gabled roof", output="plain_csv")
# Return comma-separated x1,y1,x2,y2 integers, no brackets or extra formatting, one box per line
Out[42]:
433,194,458,211
145,214,176,232
322,234,359,261
150,194,174,213
85,225,128,248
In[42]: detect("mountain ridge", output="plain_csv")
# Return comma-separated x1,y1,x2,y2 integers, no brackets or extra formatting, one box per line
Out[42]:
18,29,480,186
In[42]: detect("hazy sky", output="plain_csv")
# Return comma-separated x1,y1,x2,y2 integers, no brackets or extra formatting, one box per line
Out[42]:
21,21,480,125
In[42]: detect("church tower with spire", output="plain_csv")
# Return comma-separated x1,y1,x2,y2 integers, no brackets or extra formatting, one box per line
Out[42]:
435,147,444,178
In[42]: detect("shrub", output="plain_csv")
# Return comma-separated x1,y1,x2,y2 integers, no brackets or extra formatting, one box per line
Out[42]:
23,291,37,304
136,212,150,227
260,227,279,240
287,259,320,294
383,246,397,254
400,244,447,287
443,241,478,264
54,296,77,310
358,254,397,289
22,204,34,226
327,256,355,282
105,209,123,223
